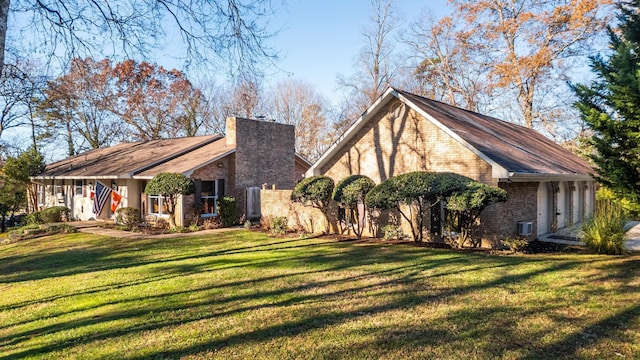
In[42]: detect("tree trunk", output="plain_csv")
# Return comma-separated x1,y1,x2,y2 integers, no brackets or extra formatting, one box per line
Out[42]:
0,0,9,71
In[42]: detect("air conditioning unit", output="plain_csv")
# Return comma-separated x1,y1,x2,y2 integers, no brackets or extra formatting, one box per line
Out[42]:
517,221,533,236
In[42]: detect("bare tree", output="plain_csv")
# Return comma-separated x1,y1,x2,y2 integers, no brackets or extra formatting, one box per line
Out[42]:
0,59,47,150
403,13,493,112
337,0,400,123
265,78,330,162
225,77,264,119
0,0,281,75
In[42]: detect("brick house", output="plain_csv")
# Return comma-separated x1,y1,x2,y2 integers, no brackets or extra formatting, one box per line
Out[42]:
31,117,310,226
307,88,596,244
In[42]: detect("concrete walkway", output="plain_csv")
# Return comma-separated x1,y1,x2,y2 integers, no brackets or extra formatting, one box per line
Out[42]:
624,221,640,252
73,221,242,240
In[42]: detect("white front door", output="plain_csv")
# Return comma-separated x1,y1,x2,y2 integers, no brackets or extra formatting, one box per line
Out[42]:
557,182,567,229
537,182,549,235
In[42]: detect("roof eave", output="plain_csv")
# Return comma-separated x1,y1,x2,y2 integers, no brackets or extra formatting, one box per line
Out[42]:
505,172,594,182
30,175,125,180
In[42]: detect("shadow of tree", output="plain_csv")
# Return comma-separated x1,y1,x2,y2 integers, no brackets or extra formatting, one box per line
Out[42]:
0,231,637,359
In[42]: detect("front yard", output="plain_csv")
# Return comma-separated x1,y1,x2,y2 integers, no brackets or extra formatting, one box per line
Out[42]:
0,230,638,359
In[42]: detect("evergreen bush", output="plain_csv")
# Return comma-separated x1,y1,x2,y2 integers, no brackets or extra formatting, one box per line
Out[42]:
116,207,141,229
218,196,237,227
40,206,71,223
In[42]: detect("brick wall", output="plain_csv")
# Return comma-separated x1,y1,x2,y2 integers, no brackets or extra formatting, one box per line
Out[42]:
315,98,541,247
260,189,328,234
227,117,296,221
477,182,538,246
321,99,496,185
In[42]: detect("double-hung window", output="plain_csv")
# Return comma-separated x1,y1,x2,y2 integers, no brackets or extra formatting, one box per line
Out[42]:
37,184,45,206
74,179,83,196
201,180,219,217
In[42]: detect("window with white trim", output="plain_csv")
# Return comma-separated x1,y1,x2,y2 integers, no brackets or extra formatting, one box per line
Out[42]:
74,179,83,196
201,180,218,217
148,195,168,216
37,184,45,206
54,180,64,197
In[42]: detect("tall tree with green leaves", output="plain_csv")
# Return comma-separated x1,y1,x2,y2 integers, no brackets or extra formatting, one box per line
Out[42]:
1,146,45,213
572,0,640,203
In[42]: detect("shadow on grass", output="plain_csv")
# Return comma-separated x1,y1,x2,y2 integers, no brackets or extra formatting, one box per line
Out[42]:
0,233,326,284
0,231,636,359
522,304,640,360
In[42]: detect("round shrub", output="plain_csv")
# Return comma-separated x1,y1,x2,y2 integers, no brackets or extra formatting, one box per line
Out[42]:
116,207,141,229
291,176,335,233
40,206,71,223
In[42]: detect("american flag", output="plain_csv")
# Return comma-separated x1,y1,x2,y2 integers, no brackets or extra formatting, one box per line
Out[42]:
93,181,113,215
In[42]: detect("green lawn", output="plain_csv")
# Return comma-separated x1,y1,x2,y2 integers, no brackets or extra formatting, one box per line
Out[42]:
0,230,638,359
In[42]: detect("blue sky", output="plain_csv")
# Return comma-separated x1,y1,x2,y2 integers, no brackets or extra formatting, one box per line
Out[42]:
264,0,450,101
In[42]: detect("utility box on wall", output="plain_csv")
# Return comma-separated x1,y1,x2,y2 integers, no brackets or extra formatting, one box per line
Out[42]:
518,221,533,236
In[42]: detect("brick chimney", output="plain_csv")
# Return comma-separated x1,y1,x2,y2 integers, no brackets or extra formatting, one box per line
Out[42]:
225,117,295,218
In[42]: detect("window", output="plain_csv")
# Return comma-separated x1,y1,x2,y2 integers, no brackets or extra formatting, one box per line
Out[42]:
37,184,45,206
148,195,168,216
201,180,219,217
54,180,64,197
74,179,84,196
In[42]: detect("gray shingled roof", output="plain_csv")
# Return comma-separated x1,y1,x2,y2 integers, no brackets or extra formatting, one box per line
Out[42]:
395,90,593,177
35,135,228,179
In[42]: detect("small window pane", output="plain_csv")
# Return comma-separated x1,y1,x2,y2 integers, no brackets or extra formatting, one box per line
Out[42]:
74,179,83,196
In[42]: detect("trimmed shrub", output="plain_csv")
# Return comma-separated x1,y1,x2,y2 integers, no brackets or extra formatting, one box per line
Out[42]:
145,173,195,228
501,237,529,254
446,182,507,247
24,211,43,225
218,196,237,227
40,206,71,223
366,172,473,242
333,175,375,239
582,199,628,255
382,225,403,241
291,176,335,233
48,223,78,234
116,207,141,229
269,216,288,235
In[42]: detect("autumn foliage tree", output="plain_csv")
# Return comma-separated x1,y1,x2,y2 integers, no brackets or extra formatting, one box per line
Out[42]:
37,58,211,151
38,58,120,155
110,60,208,141
406,0,612,134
